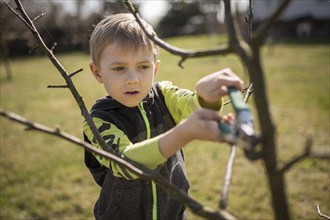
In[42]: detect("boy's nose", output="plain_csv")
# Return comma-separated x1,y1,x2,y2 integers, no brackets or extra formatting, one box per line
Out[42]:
127,71,139,84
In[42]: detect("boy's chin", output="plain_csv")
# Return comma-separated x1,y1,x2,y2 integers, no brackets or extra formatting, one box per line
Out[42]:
119,100,141,108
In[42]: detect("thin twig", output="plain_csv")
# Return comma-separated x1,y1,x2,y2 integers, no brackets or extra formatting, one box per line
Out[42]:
223,83,254,106
50,42,57,52
243,83,254,103
69,68,83,78
47,85,69,89
278,136,312,173
29,45,39,54
33,13,46,22
219,145,236,209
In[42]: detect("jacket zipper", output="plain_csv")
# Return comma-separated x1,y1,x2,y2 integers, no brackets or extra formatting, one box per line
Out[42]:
138,103,157,220
138,102,151,139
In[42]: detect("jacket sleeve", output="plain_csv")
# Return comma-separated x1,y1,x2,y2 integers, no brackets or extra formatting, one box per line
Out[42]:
158,81,222,124
83,117,167,180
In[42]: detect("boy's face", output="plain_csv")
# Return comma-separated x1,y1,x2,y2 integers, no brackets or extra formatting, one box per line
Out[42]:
90,42,160,107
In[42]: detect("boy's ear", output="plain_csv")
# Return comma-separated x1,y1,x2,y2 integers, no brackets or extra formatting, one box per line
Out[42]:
89,63,103,83
154,60,161,78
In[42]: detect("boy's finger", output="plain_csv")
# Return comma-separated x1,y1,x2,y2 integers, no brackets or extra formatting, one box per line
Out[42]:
217,75,244,91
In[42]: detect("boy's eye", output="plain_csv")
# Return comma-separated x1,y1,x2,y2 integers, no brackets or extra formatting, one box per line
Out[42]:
138,65,150,70
112,66,125,71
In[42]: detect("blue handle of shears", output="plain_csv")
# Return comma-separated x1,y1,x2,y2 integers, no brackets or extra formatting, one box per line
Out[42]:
219,87,253,141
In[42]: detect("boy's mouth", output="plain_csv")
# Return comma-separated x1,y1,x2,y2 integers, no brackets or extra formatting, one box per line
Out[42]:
125,91,139,95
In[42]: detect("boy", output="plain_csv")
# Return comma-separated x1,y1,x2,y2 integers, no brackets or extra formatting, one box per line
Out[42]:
83,13,243,220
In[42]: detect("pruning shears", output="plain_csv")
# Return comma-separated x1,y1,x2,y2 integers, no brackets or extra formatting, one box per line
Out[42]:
219,87,259,152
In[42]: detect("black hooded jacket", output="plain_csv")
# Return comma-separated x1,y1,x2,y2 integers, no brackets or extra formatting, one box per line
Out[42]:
84,82,191,220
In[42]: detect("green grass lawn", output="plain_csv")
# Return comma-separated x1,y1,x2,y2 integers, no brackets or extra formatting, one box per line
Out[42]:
0,35,329,220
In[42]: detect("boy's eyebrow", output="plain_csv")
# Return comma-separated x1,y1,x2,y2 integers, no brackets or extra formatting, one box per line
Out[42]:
109,60,153,66
108,62,126,66
137,60,153,64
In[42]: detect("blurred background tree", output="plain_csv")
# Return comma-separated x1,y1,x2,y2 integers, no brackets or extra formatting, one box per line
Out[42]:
1,0,329,57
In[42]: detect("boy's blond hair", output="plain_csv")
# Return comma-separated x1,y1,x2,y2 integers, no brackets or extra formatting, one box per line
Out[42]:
90,13,158,66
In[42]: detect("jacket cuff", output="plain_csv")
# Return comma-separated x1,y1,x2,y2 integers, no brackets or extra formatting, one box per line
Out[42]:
195,93,223,112
122,136,167,170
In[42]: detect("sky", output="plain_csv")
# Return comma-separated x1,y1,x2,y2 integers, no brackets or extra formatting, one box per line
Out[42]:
138,1,170,25
62,0,170,26
6,0,247,28
62,0,249,26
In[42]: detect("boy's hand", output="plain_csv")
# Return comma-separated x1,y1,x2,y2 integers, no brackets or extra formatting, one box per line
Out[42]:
159,109,235,159
196,68,244,107
184,110,235,142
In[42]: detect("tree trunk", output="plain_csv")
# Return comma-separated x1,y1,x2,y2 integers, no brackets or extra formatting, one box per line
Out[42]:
249,47,291,220
0,47,13,81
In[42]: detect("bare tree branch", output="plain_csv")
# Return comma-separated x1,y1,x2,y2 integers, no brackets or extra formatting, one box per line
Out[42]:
0,109,237,220
5,0,110,160
50,42,57,52
221,1,292,219
123,0,233,67
252,0,293,46
278,136,330,173
69,68,83,78
219,145,236,209
47,85,69,89
29,45,39,54
0,109,146,177
246,0,254,44
32,12,46,22
316,204,330,220
243,83,254,103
